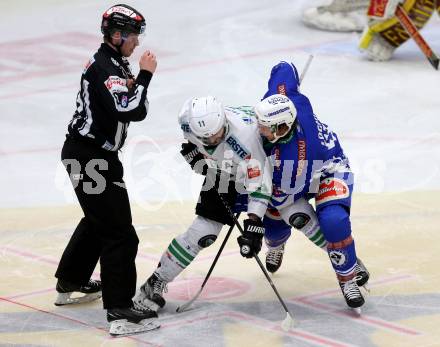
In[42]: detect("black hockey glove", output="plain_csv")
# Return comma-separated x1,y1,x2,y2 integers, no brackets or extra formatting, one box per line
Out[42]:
180,142,207,175
237,218,265,258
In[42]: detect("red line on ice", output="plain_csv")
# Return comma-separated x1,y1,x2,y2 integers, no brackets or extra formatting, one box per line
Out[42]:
0,297,160,346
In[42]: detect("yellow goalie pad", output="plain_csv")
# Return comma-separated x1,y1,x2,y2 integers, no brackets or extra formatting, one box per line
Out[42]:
360,0,436,50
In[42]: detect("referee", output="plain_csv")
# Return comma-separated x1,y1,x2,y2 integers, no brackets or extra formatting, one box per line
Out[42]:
54,4,158,335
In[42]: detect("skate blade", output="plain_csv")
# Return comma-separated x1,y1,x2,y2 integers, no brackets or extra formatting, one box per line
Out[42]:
54,291,102,306
109,318,160,337
352,307,362,315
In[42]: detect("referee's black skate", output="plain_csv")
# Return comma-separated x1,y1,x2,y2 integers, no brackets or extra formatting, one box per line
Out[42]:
265,243,285,273
339,277,365,314
134,273,167,312
54,279,102,306
107,304,159,336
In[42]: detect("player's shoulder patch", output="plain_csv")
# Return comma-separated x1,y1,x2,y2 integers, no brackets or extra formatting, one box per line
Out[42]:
104,76,128,93
180,122,191,133
225,106,256,125
178,112,191,133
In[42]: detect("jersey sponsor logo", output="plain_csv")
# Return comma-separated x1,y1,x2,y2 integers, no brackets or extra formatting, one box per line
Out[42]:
247,166,261,179
315,177,349,205
297,140,306,177
105,76,127,91
225,135,249,159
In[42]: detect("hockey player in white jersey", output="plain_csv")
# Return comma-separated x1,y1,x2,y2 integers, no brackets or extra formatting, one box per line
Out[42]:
134,96,273,311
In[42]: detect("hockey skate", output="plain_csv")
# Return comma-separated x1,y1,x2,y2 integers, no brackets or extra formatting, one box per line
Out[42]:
265,243,285,274
107,305,159,336
355,257,370,290
54,279,102,306
134,273,168,312
339,277,365,314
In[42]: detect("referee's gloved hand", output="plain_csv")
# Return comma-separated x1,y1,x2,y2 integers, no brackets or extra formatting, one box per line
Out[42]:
180,142,207,175
237,217,265,258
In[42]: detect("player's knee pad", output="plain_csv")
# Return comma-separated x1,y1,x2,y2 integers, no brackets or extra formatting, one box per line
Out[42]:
179,216,223,252
165,216,223,271
317,204,351,243
280,198,320,237
289,212,311,230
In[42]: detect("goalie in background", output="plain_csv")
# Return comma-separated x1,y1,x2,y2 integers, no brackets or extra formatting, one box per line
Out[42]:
302,0,370,32
359,0,437,61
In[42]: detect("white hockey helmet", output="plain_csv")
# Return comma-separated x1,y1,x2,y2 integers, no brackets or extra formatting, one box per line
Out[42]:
254,94,297,143
188,96,229,146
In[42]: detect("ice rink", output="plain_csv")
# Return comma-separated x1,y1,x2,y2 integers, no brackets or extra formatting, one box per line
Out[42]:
1,0,440,346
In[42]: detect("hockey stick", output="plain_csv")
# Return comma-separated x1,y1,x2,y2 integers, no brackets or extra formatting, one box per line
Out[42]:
394,4,439,70
176,212,241,313
298,54,314,85
208,179,294,331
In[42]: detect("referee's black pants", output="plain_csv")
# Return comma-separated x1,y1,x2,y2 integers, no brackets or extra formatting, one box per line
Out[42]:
55,137,138,309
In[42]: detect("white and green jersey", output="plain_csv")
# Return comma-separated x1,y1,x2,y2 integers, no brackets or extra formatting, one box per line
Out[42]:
179,104,272,219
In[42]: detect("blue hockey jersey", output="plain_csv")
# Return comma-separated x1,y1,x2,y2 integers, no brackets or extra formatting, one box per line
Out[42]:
262,61,353,210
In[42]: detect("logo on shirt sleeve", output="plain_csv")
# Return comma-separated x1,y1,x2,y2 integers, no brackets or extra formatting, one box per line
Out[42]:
104,76,128,92
247,166,261,179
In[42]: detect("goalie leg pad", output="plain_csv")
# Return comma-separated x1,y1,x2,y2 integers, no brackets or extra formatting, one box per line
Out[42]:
155,216,223,282
359,0,436,60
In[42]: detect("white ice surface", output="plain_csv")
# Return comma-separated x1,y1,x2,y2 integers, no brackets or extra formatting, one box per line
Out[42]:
0,0,439,208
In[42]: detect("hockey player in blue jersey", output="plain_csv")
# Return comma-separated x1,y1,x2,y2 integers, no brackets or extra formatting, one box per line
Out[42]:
251,61,369,311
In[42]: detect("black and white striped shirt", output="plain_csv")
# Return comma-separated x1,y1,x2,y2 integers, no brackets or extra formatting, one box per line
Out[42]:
68,43,152,151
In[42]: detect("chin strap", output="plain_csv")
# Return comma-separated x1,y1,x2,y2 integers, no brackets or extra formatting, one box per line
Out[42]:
109,33,128,55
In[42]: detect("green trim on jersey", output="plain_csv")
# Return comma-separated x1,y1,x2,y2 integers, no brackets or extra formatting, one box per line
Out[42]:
250,191,271,200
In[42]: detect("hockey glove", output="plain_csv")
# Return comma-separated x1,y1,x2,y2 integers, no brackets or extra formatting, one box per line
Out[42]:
180,142,207,175
237,218,265,258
